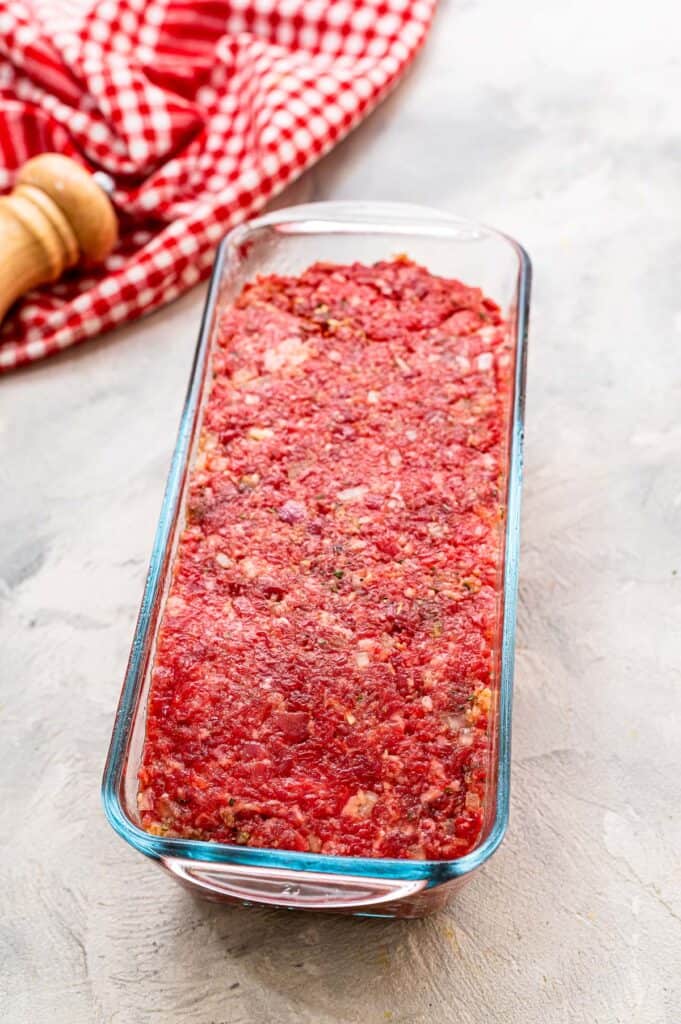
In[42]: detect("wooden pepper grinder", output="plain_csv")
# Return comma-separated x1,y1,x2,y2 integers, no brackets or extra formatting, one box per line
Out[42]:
0,153,118,324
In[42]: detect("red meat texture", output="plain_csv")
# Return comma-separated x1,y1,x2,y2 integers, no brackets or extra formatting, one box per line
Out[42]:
138,258,512,860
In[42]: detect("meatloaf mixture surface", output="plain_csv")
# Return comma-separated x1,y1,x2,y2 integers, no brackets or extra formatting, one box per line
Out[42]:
138,257,511,860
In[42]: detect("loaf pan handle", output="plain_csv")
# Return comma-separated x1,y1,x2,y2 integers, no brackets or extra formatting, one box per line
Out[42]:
161,856,428,910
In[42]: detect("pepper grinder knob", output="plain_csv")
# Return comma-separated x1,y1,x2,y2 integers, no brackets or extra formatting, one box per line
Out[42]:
0,153,118,325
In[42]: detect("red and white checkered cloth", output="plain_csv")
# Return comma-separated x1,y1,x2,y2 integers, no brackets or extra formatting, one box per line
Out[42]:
0,0,434,371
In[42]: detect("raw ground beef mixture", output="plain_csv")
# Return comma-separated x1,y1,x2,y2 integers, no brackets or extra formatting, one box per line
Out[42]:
138,257,512,860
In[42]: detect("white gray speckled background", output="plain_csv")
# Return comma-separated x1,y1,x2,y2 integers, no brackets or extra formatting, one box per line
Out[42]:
2,1,681,1021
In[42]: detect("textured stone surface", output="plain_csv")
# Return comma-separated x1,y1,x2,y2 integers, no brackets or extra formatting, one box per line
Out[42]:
1,1,680,1021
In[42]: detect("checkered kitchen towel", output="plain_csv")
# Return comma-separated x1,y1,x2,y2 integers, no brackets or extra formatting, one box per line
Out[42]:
0,0,435,371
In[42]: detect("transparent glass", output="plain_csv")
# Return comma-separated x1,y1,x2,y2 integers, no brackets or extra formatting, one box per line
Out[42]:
102,202,531,918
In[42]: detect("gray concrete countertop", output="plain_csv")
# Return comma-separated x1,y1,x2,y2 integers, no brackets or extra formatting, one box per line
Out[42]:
2,2,680,1021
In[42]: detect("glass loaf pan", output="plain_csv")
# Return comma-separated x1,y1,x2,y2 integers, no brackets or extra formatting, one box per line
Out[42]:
102,202,531,918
